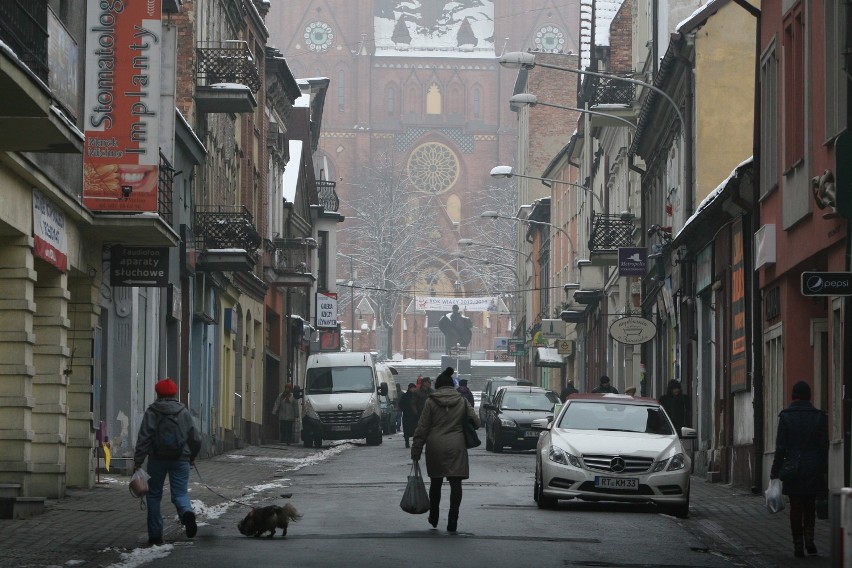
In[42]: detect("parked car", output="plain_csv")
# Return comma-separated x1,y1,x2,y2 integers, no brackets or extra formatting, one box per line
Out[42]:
483,386,559,453
472,391,482,414
532,393,695,517
479,377,532,424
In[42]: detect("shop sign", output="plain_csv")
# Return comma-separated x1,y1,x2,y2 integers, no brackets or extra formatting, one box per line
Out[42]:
609,317,657,345
507,338,527,357
800,272,852,296
618,247,647,277
110,245,169,287
32,189,68,272
316,291,338,328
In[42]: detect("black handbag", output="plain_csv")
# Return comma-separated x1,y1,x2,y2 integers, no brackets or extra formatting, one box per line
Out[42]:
778,453,801,482
462,413,480,449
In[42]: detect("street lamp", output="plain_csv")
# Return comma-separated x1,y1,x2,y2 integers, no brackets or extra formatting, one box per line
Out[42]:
510,93,638,130
457,238,529,259
498,52,685,129
490,166,604,210
450,250,519,280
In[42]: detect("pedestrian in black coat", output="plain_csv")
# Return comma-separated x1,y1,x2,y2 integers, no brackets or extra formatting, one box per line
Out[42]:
398,383,420,448
659,379,689,435
770,381,829,558
560,380,578,402
456,378,475,407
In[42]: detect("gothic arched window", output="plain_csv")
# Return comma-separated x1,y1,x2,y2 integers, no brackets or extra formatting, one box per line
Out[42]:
426,84,442,115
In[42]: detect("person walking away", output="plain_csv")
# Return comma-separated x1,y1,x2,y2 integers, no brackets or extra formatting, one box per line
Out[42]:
410,367,480,533
414,377,433,415
399,383,419,448
560,380,578,402
591,375,618,394
272,384,299,444
770,381,829,558
456,378,475,407
134,378,202,546
394,384,404,431
659,380,690,435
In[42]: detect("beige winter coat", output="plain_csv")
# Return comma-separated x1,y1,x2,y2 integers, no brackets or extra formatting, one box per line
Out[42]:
410,387,481,479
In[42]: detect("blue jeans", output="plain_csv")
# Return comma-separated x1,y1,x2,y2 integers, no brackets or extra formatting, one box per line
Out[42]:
146,458,193,539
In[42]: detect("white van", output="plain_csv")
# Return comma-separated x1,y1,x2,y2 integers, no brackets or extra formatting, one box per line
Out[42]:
299,352,387,447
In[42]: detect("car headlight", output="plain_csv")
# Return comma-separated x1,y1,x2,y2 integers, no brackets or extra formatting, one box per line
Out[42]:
303,399,319,420
361,396,379,418
500,417,517,428
651,458,670,473
667,453,687,471
548,446,582,468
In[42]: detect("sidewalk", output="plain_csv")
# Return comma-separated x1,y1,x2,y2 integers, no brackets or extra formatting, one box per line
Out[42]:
687,477,831,567
0,448,836,567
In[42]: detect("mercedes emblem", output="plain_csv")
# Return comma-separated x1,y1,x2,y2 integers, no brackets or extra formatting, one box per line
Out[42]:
337,404,343,410
610,456,626,473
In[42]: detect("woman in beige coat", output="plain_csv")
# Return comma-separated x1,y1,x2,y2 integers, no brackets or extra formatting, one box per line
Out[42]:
410,367,480,532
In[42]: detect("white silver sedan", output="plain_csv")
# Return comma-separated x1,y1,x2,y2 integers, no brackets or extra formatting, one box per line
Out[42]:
533,393,694,518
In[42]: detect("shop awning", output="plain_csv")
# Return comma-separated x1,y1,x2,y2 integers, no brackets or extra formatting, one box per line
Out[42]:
534,347,564,368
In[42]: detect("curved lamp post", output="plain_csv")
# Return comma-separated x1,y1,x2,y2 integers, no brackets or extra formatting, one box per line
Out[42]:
510,93,638,130
490,166,604,210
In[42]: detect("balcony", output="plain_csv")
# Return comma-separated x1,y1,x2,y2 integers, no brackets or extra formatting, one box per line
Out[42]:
588,213,636,265
87,152,179,246
315,180,339,212
263,238,316,287
195,205,261,272
0,3,83,153
195,41,260,114
579,72,638,129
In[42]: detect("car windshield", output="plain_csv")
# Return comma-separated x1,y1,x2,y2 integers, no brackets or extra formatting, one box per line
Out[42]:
500,391,559,411
557,401,674,435
306,366,375,395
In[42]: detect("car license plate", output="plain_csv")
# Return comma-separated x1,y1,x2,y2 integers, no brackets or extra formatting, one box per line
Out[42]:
524,430,540,438
594,476,638,490
329,425,350,432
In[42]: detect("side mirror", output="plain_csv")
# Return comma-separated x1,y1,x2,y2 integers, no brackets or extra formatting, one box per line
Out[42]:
379,382,389,397
530,418,551,430
292,385,303,399
680,426,697,439
483,403,496,411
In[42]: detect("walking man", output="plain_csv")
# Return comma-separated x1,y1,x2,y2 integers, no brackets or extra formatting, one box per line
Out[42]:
273,384,299,444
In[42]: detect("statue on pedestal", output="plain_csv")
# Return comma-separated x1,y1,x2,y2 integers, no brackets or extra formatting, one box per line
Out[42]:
438,304,473,354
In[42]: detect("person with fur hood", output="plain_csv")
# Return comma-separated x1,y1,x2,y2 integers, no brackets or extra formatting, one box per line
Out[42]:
410,367,480,533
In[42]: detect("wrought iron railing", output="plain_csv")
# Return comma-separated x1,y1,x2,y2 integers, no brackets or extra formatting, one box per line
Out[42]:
316,180,339,212
158,152,174,225
579,73,636,107
195,205,261,251
196,41,261,93
268,238,313,276
0,1,48,83
588,213,636,252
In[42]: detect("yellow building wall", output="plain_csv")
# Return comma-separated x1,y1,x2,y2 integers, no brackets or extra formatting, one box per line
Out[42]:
693,3,758,202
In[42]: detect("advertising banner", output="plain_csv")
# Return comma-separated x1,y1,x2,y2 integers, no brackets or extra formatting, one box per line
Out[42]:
32,189,68,272
316,291,338,328
83,0,162,212
414,296,498,312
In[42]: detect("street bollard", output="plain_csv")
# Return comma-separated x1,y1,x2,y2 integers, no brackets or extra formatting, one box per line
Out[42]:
831,488,852,567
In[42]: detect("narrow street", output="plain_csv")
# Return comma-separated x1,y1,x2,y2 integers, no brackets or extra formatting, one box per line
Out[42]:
146,433,733,568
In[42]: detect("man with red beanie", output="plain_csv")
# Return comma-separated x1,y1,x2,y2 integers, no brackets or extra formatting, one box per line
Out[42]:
134,378,202,546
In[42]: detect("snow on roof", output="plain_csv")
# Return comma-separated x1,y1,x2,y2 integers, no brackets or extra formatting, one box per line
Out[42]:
675,156,753,241
677,0,726,34
209,82,251,90
595,0,627,47
373,0,495,58
282,140,303,203
536,347,564,364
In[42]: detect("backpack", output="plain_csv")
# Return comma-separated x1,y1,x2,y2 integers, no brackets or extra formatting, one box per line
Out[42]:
153,409,185,459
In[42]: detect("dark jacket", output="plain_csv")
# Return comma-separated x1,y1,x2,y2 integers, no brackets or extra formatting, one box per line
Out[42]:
456,385,475,407
659,380,689,433
560,385,578,402
770,400,829,496
134,397,201,465
413,386,433,415
411,387,481,479
398,390,420,436
591,384,618,394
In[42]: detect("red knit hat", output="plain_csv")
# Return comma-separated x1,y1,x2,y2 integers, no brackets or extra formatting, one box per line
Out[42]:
155,378,178,397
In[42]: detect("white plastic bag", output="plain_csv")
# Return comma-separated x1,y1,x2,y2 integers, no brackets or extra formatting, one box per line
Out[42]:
129,467,150,498
764,478,784,513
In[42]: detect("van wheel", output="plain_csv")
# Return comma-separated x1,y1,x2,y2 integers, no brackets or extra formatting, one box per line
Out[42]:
313,436,323,448
303,435,313,448
366,431,382,446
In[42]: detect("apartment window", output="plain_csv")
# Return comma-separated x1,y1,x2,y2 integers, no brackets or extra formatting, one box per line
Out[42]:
337,70,345,112
782,4,805,171
317,231,328,291
760,42,779,195
824,1,847,140
763,323,784,452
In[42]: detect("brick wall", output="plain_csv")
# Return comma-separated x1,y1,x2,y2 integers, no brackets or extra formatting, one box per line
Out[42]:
610,0,633,72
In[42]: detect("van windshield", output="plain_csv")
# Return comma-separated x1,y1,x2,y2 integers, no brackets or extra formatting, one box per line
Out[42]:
306,366,375,395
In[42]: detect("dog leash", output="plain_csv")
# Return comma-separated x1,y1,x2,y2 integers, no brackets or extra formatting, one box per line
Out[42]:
193,464,257,509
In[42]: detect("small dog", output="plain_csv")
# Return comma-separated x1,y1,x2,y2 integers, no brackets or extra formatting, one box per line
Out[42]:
237,504,301,538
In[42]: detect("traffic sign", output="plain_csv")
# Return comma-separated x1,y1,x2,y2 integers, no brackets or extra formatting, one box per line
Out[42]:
800,272,852,296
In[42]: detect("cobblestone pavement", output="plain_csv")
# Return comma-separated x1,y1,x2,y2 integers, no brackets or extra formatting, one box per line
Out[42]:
0,446,835,568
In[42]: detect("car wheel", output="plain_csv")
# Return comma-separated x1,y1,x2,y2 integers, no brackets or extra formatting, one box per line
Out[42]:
493,430,503,453
313,436,323,448
303,434,313,448
366,430,382,446
668,492,690,518
536,463,557,509
485,427,494,451
381,419,388,435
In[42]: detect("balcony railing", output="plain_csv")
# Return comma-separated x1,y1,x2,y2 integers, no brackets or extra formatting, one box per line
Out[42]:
580,73,636,107
0,2,48,83
195,205,261,251
158,152,174,226
316,180,339,212
196,41,261,93
267,238,314,276
588,213,635,252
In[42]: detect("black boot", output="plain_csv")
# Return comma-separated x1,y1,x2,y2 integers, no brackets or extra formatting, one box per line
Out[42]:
447,509,458,532
804,527,817,555
793,535,805,558
427,510,438,528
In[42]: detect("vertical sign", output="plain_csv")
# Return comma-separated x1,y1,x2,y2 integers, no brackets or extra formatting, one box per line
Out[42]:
730,218,747,392
316,291,338,328
83,0,162,212
32,189,69,272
